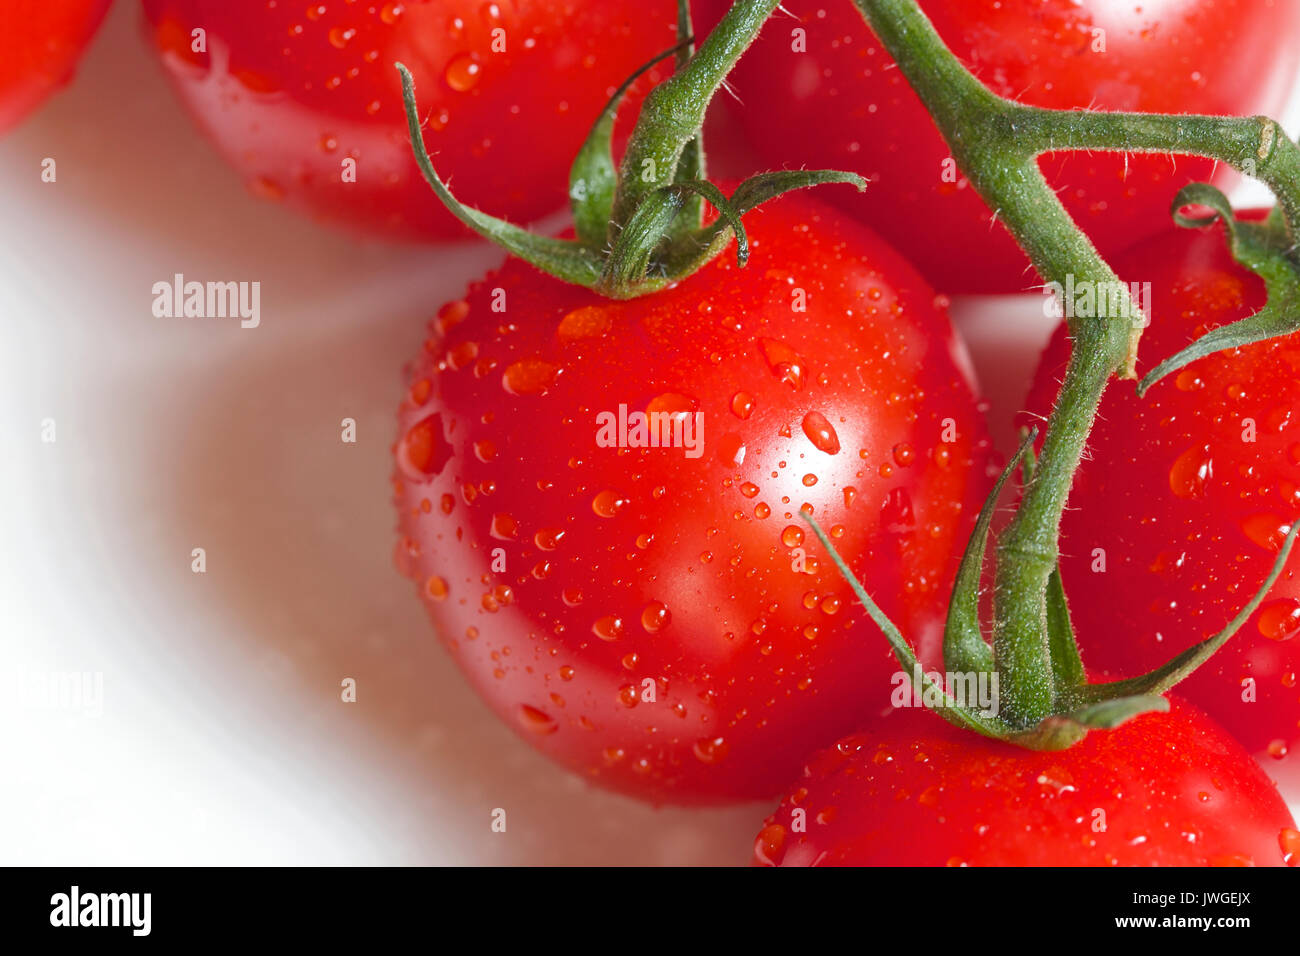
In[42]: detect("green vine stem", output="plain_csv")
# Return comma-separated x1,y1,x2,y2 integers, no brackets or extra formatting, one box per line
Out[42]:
851,0,1300,727
398,0,863,298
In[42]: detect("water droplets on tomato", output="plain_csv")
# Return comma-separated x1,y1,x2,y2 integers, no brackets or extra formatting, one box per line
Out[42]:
593,616,624,641
693,736,729,764
502,357,559,395
1241,513,1292,552
801,411,841,455
641,601,671,633
557,306,611,342
760,338,807,390
1169,444,1213,499
517,704,557,735
731,391,756,420
592,489,629,518
1258,599,1300,642
399,413,452,479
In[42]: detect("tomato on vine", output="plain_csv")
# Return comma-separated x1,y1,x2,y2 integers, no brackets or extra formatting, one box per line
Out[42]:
393,193,992,803
700,0,1300,292
1024,212,1300,800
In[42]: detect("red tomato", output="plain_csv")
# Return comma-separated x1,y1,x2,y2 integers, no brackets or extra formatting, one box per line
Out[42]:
1023,214,1300,800
391,195,992,804
140,1,677,239
754,698,1298,866
0,0,111,133
699,0,1300,293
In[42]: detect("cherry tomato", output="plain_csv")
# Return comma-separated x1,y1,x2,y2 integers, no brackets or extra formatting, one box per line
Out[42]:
754,697,1298,866
391,194,992,804
699,0,1300,293
0,0,111,134
1023,214,1300,800
140,1,678,239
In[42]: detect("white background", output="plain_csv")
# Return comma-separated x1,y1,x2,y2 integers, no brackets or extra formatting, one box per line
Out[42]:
2,3,1296,865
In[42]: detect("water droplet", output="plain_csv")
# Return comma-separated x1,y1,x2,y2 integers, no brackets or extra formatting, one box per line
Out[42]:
754,502,771,519
517,704,557,735
641,601,671,633
693,736,729,764
425,575,449,601
444,53,481,92
490,513,518,539
534,527,565,550
474,439,496,462
646,392,697,418
1242,513,1292,552
593,616,624,641
1280,827,1300,866
502,357,559,395
1169,444,1213,499
408,377,433,406
760,338,807,390
328,26,356,48
1258,599,1300,641
436,299,470,333
592,489,629,517
731,391,756,419
782,525,804,548
754,823,786,865
557,306,611,341
399,414,452,479
801,411,841,455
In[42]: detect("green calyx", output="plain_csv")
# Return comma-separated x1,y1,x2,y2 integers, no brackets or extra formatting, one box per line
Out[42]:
805,429,1300,751
396,0,864,299
1137,184,1300,395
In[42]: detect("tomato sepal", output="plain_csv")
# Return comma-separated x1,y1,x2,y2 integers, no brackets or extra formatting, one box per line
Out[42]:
809,459,1300,751
1138,183,1300,394
397,2,864,299
567,36,696,249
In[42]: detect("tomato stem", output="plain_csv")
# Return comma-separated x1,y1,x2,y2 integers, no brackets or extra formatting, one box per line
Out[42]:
851,0,1300,732
397,1,863,298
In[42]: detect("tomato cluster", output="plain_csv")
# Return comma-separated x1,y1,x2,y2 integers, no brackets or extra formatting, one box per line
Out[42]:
13,0,1300,866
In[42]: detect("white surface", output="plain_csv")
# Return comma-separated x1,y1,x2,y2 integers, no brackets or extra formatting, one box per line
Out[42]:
1,3,1295,865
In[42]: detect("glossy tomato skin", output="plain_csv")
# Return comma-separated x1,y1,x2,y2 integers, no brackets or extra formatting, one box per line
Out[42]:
754,698,1298,866
140,1,676,239
392,195,992,804
0,0,111,133
699,0,1300,293
1024,215,1300,800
